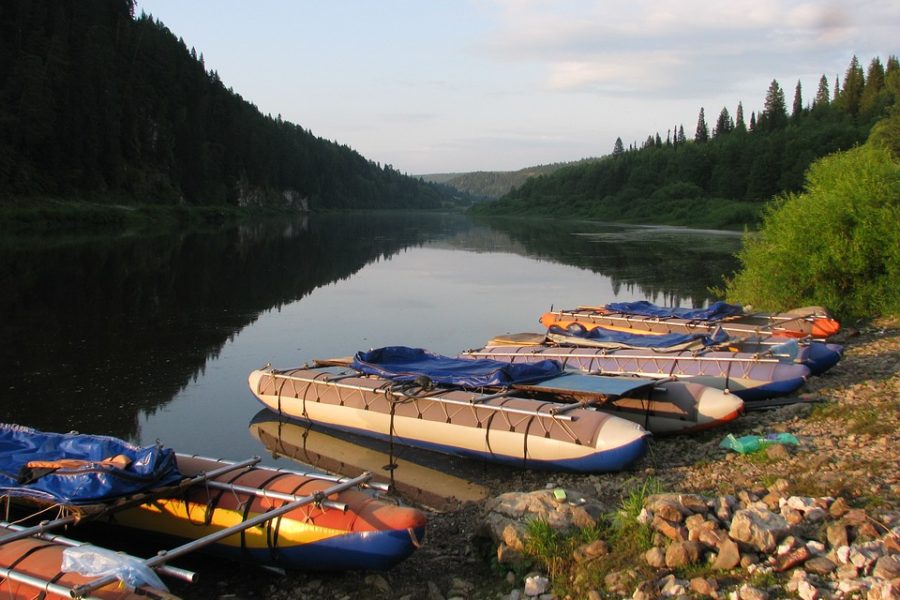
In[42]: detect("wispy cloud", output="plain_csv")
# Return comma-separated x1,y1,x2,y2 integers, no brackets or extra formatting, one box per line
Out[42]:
479,0,894,96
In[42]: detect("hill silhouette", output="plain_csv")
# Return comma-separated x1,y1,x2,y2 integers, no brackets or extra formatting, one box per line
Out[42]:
0,0,456,210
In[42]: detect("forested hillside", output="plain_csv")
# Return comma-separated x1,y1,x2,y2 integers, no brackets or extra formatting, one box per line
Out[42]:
472,55,898,228
0,0,454,209
422,161,589,199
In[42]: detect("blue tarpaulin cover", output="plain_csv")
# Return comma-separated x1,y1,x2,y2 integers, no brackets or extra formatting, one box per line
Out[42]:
604,300,744,321
548,324,728,349
0,424,182,505
352,346,563,388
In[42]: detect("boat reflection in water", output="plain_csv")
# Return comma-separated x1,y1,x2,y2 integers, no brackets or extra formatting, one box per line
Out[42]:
249,410,489,511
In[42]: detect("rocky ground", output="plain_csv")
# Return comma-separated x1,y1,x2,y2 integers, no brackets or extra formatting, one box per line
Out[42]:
171,320,898,600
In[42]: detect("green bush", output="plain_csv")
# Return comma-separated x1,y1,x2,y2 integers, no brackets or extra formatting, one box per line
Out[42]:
725,141,900,319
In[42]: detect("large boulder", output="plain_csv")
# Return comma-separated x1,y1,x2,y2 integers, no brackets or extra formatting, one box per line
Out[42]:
729,506,789,553
479,490,603,560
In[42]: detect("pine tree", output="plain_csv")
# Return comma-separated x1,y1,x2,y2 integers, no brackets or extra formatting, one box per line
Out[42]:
613,137,624,156
860,57,886,120
791,80,803,121
676,125,686,144
838,55,865,116
655,132,662,147
814,75,830,107
735,102,746,131
749,112,756,131
713,107,734,138
759,79,788,130
694,107,709,142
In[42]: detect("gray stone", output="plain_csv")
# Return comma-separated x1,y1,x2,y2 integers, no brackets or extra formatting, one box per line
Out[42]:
647,496,688,522
729,506,789,553
804,556,837,575
696,527,728,549
715,496,734,522
652,515,688,541
645,546,666,568
524,574,550,597
481,490,600,552
797,580,819,600
872,555,900,580
685,513,707,531
632,580,657,600
665,540,702,568
713,538,741,570
836,562,859,580
828,497,851,518
658,574,687,597
774,545,812,572
497,542,525,565
738,584,768,600
689,577,718,597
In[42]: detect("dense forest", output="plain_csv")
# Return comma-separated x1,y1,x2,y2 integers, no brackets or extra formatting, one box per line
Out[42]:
472,55,898,227
423,161,589,199
0,0,458,209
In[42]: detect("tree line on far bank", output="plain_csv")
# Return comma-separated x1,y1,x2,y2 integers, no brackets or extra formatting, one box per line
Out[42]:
472,55,898,229
0,0,458,210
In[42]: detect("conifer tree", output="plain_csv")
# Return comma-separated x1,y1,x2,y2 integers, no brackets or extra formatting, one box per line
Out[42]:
814,75,830,107
759,79,788,130
713,107,734,138
860,57,886,120
694,108,709,142
676,125,686,144
791,80,803,121
735,102,746,131
655,132,662,147
838,55,865,116
613,137,624,156
749,112,756,131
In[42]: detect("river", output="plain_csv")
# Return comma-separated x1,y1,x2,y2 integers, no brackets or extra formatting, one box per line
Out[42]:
0,212,741,502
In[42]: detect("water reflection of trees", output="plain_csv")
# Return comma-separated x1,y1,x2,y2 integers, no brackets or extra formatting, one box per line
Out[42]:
0,213,739,442
0,213,469,441
465,217,741,306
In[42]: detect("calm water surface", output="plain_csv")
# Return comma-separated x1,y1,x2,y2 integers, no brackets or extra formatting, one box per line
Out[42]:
0,212,741,494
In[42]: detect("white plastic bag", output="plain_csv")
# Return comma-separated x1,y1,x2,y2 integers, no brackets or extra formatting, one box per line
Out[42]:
61,545,167,591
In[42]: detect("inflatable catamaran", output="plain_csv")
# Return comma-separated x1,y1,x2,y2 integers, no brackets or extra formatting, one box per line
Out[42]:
0,424,425,598
464,323,842,402
540,301,840,340
248,346,743,469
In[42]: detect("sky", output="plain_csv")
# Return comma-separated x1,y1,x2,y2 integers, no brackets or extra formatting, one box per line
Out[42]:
135,1,898,175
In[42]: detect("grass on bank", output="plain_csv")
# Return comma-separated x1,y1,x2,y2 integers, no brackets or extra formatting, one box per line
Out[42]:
519,478,663,597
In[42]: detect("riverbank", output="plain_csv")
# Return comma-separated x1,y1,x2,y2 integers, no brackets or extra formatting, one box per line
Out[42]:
166,318,897,599
0,197,306,233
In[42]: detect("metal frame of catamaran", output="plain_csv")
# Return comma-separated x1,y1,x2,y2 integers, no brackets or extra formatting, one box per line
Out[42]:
0,455,379,599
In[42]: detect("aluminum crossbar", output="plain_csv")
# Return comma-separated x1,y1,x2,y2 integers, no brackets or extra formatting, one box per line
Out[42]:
0,521,196,584
268,371,576,421
202,480,348,512
70,472,373,598
0,566,106,600
179,454,390,493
